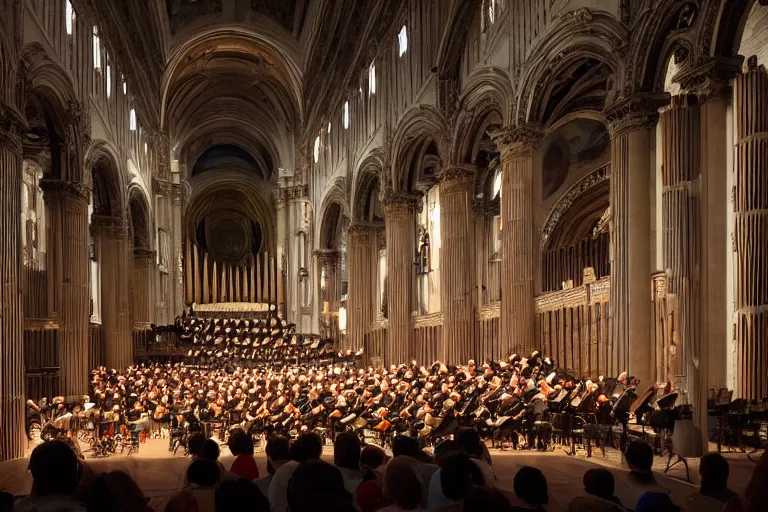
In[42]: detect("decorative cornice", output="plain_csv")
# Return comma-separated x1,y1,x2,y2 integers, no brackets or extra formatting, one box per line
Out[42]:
412,311,443,328
90,214,128,238
477,302,500,322
491,125,545,158
381,190,421,210
674,56,743,102
438,164,475,183
39,178,91,202
602,93,669,138
347,221,383,236
153,178,173,196
276,184,309,203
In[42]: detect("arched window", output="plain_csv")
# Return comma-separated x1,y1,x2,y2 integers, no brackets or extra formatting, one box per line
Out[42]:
343,101,350,130
122,75,127,95
313,135,320,163
488,0,497,24
65,0,74,35
129,109,137,131
368,62,376,95
106,64,112,98
398,26,408,57
92,27,101,69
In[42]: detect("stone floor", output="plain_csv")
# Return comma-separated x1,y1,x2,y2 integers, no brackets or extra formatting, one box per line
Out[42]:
0,437,759,512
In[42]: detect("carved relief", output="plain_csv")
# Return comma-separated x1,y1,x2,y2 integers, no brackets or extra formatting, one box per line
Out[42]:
602,93,669,138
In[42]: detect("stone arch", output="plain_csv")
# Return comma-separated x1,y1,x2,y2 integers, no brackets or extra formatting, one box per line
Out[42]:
451,66,512,165
127,185,152,250
318,198,347,251
351,148,386,223
389,106,449,192
86,140,125,217
516,10,627,126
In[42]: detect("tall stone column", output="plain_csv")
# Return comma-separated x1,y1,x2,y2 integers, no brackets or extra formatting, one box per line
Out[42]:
383,192,419,365
733,57,768,399
42,179,91,396
132,248,156,330
347,224,376,352
0,104,27,460
171,182,184,319
438,164,476,364
603,94,667,386
317,249,340,340
92,215,132,370
494,126,543,360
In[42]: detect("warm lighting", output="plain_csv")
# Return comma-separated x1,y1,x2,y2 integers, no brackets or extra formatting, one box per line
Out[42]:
339,305,347,332
343,101,350,129
320,268,326,291
93,27,101,69
398,26,408,57
106,64,112,98
313,136,320,163
368,63,376,95
129,109,137,131
66,1,74,35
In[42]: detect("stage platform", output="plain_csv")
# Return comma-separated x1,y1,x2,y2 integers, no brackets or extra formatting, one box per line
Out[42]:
1,438,758,511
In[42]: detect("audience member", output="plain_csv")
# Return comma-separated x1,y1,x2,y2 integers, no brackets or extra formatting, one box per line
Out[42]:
268,432,323,512
286,460,355,512
201,439,228,483
334,432,364,495
380,456,427,512
0,492,13,512
355,445,392,512
431,452,485,511
188,433,206,459
215,478,269,512
614,441,669,510
185,459,220,512
567,468,625,511
15,440,85,512
85,471,151,512
427,440,462,511
683,453,739,512
256,435,290,499
455,428,496,485
228,430,260,480
391,435,438,501
745,449,768,512
164,490,199,512
510,466,548,512
463,487,512,512
635,491,680,512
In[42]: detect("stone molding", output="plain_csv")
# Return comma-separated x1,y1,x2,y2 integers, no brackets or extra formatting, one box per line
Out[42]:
602,93,669,138
276,184,309,203
39,178,91,203
0,104,26,156
491,125,545,158
133,247,156,262
534,276,610,313
412,311,443,328
90,214,129,238
438,164,475,184
381,190,421,209
315,249,340,266
477,302,501,321
674,57,743,102
153,177,174,196
347,221,382,236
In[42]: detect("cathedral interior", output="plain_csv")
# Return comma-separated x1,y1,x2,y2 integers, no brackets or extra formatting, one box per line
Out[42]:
0,0,767,467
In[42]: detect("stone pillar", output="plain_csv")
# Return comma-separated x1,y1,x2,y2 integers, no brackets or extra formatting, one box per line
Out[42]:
383,192,419,365
0,104,27,460
438,164,476,364
42,179,91,397
92,215,132,371
317,250,340,340
133,248,155,329
494,126,543,359
733,57,768,399
347,224,376,352
171,182,184,319
603,94,667,386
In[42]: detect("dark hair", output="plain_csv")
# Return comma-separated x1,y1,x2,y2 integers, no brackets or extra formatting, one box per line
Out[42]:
266,435,291,463
700,453,729,490
513,466,548,506
440,452,485,501
86,471,148,512
28,440,81,496
215,478,269,512
360,445,389,471
385,457,423,510
228,429,254,456
625,441,654,472
290,431,323,463
583,468,615,499
0,492,13,512
287,460,353,512
392,435,421,458
463,486,512,512
455,428,483,458
202,439,220,461
187,459,221,487
433,439,461,465
334,432,362,471
187,433,206,457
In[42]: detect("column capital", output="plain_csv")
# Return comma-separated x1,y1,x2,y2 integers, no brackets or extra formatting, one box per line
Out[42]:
90,214,129,239
381,190,421,211
153,177,174,196
675,56,743,102
347,221,382,236
438,163,476,183
602,93,669,138
0,103,26,156
275,183,309,203
491,124,545,157
133,247,156,262
315,249,340,266
39,178,91,204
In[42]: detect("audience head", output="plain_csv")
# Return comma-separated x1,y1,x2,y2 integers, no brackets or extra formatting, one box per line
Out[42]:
187,433,206,458
334,432,362,471
463,486,512,512
164,490,200,512
513,466,548,506
28,440,81,497
392,435,421,459
186,459,220,488
440,452,485,502
625,441,654,474
583,468,615,500
456,428,483,459
86,471,149,512
384,456,424,511
699,453,729,491
290,431,323,463
266,435,291,470
215,478,269,512
287,460,353,512
201,439,220,461
360,445,389,473
433,439,461,466
635,491,680,512
227,429,254,457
